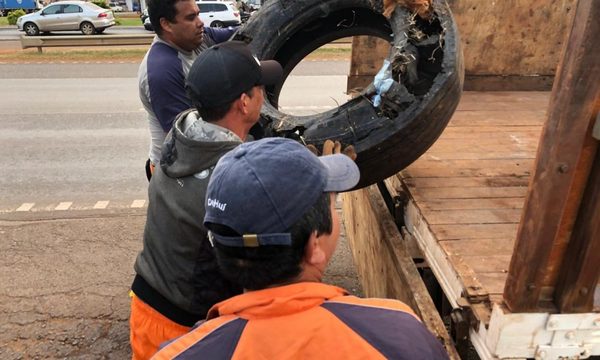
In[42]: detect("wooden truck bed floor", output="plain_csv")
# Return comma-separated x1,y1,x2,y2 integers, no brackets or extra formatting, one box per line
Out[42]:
399,90,547,306
394,90,600,311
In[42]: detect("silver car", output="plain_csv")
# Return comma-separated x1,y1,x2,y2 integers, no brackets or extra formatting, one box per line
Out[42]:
17,1,115,36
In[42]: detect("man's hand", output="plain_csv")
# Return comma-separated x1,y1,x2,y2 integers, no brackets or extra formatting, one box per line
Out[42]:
307,140,357,161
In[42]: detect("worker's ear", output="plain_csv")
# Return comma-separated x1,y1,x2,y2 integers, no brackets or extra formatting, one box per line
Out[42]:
159,18,173,34
304,231,326,266
238,91,252,115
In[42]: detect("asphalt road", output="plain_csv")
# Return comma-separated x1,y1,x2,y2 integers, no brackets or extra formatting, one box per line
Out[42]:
0,25,149,40
0,60,351,211
0,59,362,359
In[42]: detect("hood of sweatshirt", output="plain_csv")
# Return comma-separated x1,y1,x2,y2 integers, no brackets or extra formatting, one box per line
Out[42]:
160,109,242,178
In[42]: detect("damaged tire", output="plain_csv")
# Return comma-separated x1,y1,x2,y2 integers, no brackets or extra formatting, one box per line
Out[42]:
236,0,463,188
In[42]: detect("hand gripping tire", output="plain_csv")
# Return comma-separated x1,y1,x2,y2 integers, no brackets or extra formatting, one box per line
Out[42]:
234,0,464,188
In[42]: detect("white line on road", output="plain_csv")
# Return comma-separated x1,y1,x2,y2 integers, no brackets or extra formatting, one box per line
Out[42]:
131,200,146,208
55,202,73,211
16,203,35,212
93,201,110,209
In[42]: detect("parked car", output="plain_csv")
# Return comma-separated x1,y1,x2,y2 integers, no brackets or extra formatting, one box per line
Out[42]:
140,7,148,23
142,1,239,32
243,0,261,11
109,2,123,12
143,14,152,31
197,1,240,28
16,1,115,36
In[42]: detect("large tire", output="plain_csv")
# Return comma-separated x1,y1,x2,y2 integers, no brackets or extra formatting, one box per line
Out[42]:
235,0,464,188
211,20,225,28
80,21,96,35
24,22,39,36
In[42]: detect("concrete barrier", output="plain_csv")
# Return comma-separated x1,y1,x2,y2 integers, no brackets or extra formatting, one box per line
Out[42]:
20,34,155,53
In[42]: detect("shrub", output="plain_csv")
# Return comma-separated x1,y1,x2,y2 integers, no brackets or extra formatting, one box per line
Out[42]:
7,9,26,25
92,0,109,9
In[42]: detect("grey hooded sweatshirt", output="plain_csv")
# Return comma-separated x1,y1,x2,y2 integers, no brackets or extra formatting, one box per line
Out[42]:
133,109,243,326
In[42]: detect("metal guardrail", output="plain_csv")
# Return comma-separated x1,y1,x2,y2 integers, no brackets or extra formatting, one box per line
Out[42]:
20,34,155,53
20,34,352,53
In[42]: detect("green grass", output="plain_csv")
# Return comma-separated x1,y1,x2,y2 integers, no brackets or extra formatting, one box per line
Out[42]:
0,17,9,26
115,16,142,26
0,48,148,62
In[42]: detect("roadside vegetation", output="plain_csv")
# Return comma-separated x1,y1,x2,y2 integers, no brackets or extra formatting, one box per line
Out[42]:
7,10,25,25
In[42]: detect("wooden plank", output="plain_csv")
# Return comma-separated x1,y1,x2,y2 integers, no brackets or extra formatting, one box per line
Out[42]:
463,75,554,91
450,0,576,76
460,255,512,274
504,0,600,312
441,239,515,257
478,273,508,295
555,152,600,312
441,126,542,134
410,187,528,200
449,112,547,127
407,159,535,170
346,36,388,94
431,224,518,241
404,176,530,188
454,92,550,112
436,130,541,140
341,187,460,358
403,167,531,179
419,152,535,161
401,198,491,304
419,198,525,211
422,209,522,225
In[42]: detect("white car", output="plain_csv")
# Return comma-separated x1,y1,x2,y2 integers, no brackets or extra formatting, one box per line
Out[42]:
197,1,240,28
16,0,115,36
109,3,123,12
243,0,261,11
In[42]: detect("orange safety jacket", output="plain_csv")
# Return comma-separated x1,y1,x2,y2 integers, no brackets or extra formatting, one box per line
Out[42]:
152,282,449,359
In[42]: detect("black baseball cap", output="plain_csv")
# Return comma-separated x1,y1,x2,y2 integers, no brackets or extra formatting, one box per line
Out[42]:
186,41,283,108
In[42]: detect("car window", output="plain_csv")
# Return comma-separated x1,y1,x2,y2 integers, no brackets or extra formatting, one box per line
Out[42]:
199,4,214,12
43,5,62,15
213,4,227,12
63,5,82,14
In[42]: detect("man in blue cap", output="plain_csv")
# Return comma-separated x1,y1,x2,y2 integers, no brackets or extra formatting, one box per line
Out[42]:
153,137,449,359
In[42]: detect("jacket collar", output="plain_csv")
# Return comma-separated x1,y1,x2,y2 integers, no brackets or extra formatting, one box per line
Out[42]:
207,282,348,320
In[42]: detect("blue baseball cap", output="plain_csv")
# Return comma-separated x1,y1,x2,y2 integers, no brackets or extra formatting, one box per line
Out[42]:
204,137,360,247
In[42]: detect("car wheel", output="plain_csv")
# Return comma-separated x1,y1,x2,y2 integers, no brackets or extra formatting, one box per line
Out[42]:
236,0,464,188
80,21,96,35
24,22,39,36
211,20,225,28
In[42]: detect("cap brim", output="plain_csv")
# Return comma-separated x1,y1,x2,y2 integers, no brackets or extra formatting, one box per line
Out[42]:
258,60,283,86
319,154,360,192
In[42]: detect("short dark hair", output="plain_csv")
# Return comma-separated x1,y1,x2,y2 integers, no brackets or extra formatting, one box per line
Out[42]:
187,86,255,123
147,0,185,36
207,193,333,290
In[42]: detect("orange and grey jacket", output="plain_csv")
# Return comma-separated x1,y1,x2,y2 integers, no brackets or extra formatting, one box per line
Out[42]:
152,282,449,359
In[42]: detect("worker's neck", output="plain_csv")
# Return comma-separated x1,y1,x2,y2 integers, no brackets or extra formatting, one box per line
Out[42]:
214,115,253,142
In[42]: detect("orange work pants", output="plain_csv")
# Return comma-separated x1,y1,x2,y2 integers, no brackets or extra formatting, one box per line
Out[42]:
129,293,191,360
